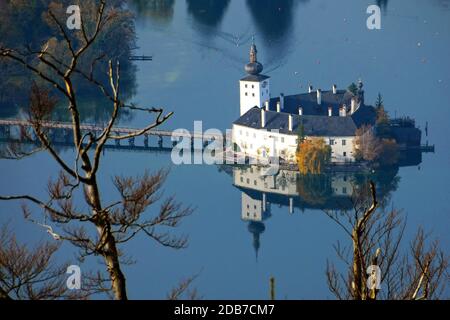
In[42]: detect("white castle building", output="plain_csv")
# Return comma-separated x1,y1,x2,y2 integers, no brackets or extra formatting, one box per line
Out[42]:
232,43,377,163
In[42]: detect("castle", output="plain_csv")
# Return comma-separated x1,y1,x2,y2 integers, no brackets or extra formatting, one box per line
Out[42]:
232,43,377,164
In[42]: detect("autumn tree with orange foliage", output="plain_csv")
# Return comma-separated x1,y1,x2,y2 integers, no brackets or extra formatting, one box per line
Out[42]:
354,125,399,166
296,138,331,174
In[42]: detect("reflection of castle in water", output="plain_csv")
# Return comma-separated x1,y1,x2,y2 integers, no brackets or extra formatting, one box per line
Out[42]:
228,151,423,257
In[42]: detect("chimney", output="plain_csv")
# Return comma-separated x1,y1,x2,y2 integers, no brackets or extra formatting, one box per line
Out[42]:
280,93,284,110
316,89,322,105
265,100,270,111
340,106,347,117
328,106,332,117
351,98,358,114
261,109,266,128
332,84,337,94
308,85,313,93
298,107,303,116
276,101,281,113
288,114,293,132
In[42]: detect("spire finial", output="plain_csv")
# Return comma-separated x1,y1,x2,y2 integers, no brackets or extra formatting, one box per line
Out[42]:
250,38,257,64
244,37,263,75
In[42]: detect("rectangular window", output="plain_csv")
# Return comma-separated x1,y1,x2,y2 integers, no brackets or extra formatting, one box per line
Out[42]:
252,85,254,89
254,180,257,186
342,139,346,146
240,177,244,182
329,139,335,145
252,93,255,97
343,151,347,157
245,92,248,96
281,137,285,143
245,84,248,88
343,187,347,194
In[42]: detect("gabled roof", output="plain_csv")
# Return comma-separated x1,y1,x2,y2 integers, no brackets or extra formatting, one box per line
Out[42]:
268,90,354,116
234,108,356,136
233,103,376,137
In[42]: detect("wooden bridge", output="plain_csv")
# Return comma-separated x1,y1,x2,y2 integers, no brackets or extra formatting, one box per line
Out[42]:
0,118,227,154
0,119,223,140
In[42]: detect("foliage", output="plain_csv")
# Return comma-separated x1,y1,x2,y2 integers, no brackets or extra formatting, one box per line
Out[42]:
375,93,389,126
0,1,192,300
0,0,137,122
347,82,358,96
296,138,331,174
296,174,332,206
296,121,305,152
354,125,399,166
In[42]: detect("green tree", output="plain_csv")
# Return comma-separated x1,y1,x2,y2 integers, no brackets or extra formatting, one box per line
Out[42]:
347,82,358,96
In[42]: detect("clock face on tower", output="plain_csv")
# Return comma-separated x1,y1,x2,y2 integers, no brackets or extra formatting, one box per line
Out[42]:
262,81,267,88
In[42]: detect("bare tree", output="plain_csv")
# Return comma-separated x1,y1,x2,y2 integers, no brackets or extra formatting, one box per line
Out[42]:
0,0,192,300
325,182,449,300
167,273,202,300
0,223,110,300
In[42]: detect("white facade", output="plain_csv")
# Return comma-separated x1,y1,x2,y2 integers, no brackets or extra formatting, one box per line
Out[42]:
233,167,357,217
239,78,270,116
241,192,265,222
232,123,355,163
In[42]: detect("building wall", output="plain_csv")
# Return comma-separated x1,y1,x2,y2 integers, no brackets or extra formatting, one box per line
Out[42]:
241,192,264,222
239,78,270,116
233,166,298,196
232,123,356,163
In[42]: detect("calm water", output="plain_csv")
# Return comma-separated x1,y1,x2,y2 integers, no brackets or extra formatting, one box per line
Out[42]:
1,0,450,299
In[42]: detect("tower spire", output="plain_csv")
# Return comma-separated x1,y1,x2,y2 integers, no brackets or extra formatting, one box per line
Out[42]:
250,36,257,63
245,37,263,75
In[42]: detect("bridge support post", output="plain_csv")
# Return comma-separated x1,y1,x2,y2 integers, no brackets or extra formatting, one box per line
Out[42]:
1,126,11,138
144,134,149,148
128,137,135,146
158,136,163,148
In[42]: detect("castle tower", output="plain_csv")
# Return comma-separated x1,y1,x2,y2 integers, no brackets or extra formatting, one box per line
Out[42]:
239,41,270,116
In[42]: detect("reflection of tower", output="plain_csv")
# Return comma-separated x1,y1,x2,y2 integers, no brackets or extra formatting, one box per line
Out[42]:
239,41,271,115
186,0,231,28
248,221,265,261
246,0,301,62
241,192,271,260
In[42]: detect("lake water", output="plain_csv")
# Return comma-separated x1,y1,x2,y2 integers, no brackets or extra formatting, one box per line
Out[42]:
1,0,450,299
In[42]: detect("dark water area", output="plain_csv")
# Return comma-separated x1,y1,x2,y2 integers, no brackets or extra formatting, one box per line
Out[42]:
1,0,450,299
